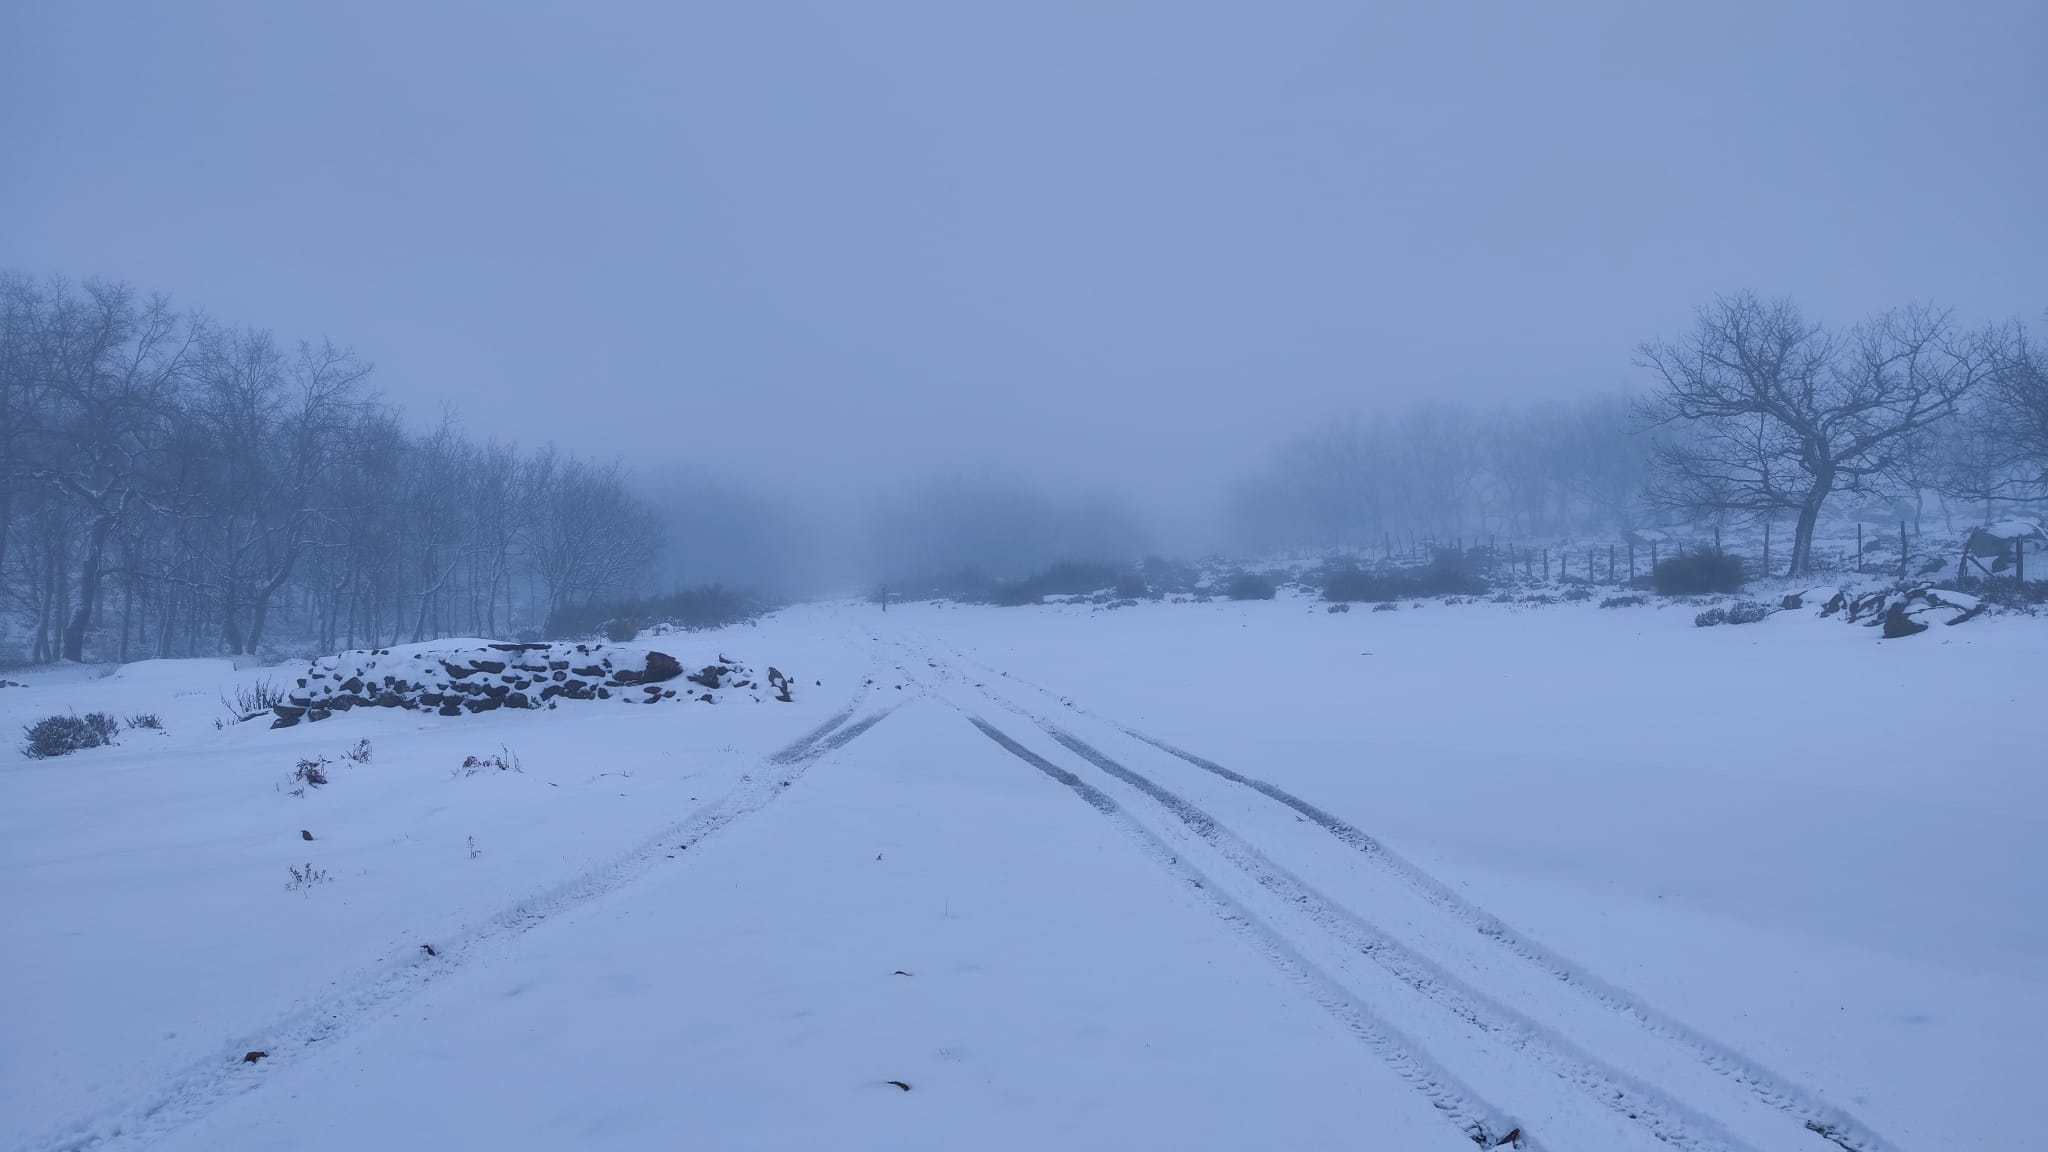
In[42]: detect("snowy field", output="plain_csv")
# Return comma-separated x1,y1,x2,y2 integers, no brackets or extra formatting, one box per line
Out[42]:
3,595,2042,1151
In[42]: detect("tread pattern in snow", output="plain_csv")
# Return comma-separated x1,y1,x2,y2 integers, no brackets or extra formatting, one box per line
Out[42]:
965,714,1530,1152
22,693,895,1152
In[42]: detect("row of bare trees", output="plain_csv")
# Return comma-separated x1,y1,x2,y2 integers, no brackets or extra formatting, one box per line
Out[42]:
1,274,659,665
1637,293,2043,575
1227,394,1653,556
1230,295,2045,576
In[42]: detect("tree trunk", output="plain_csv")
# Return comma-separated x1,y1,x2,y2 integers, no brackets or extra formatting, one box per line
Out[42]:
1787,476,1832,577
62,513,115,662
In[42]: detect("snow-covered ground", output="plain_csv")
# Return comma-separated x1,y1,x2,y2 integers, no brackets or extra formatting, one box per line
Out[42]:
3,595,2041,1150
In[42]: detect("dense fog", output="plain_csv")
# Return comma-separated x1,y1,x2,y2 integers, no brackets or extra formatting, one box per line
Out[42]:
3,2,2043,661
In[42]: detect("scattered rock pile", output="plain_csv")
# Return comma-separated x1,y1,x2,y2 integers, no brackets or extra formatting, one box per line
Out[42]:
1817,584,1984,638
269,641,791,728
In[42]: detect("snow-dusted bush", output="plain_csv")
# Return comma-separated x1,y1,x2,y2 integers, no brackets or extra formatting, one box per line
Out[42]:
21,712,120,759
1725,601,1771,624
125,712,163,730
1695,600,1770,627
1225,573,1277,600
1599,595,1646,609
1653,551,1745,596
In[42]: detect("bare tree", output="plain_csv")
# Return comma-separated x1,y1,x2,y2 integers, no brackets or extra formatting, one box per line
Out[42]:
1636,293,1993,576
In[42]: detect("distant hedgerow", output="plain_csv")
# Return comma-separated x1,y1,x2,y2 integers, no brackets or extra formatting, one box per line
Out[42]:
1226,573,1277,600
1653,550,1745,596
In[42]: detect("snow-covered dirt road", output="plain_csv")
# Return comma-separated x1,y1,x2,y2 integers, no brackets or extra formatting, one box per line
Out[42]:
5,598,2040,1150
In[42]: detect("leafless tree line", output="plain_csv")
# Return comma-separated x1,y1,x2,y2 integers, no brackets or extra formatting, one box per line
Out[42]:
1228,394,1653,556
0,274,659,665
1233,295,2045,577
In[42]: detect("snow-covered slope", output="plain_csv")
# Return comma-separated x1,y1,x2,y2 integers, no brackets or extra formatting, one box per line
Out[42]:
3,598,2040,1150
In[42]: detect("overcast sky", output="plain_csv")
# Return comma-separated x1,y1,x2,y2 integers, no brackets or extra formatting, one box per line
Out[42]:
4,0,2043,526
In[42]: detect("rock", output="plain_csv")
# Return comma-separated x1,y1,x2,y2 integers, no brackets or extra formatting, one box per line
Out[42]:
273,704,306,721
466,696,501,713
438,704,462,717
341,676,364,693
504,692,531,709
270,714,300,729
1882,603,1929,638
472,659,506,674
687,665,727,690
301,829,314,841
1780,593,1803,610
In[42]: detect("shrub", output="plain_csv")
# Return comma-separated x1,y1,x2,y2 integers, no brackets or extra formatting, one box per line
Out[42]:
125,712,163,730
1653,550,1745,596
1693,607,1728,627
546,584,764,639
1113,574,1148,600
986,582,1043,607
601,617,644,642
22,712,120,759
222,677,287,721
456,747,522,777
1225,573,1277,600
1599,595,1646,609
1323,552,1488,603
1026,561,1120,597
1561,586,1593,602
293,757,330,788
286,862,329,890
1725,600,1771,624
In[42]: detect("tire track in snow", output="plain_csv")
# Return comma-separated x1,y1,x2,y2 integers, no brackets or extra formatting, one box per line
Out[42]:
963,714,1536,1152
1119,731,1900,1152
917,631,1906,1152
18,692,896,1152
1034,721,1758,1152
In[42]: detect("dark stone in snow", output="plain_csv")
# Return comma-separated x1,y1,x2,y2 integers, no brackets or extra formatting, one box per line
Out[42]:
341,676,364,694
1883,603,1929,638
504,692,531,709
642,651,683,683
473,659,506,674
466,697,501,713
438,704,462,717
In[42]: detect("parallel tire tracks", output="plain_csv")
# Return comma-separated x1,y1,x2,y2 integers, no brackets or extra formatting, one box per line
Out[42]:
965,716,1535,1151
22,692,895,1152
905,633,1903,1152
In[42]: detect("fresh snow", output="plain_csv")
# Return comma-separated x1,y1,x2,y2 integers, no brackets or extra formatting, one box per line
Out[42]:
3,595,2042,1150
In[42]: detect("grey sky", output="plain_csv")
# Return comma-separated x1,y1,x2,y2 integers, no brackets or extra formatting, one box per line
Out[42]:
4,0,2043,530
